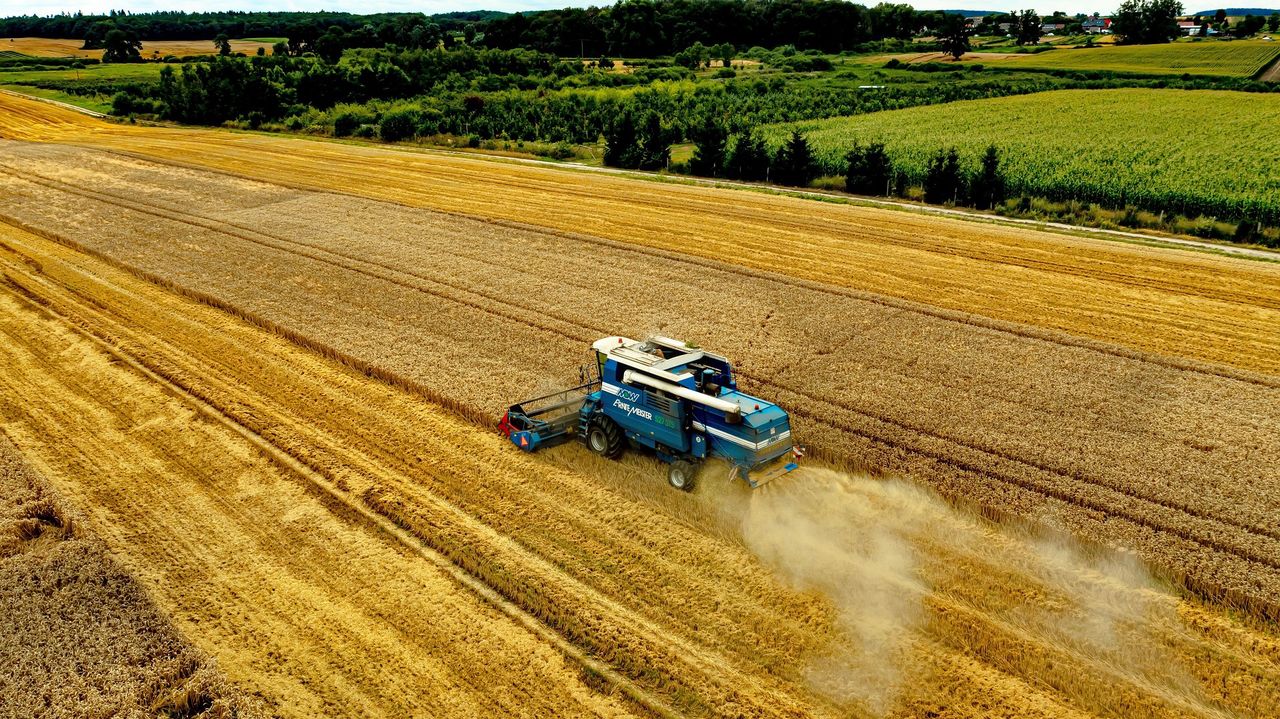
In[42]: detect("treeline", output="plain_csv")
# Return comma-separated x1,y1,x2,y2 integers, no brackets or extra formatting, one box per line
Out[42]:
482,0,938,56
139,49,569,124
4,2,948,56
108,48,1088,137
660,131,1271,244
1112,0,1184,44
669,127,1004,207
101,46,1277,142
0,10,495,42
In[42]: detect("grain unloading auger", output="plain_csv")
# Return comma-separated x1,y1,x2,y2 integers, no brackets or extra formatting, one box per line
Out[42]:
499,336,803,491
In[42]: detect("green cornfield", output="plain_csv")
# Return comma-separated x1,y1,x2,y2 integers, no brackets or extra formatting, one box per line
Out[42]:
762,88,1280,223
998,40,1280,77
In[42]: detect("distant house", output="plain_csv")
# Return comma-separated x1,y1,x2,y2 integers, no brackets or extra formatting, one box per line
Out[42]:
1178,20,1200,34
1040,22,1067,33
998,22,1016,33
1083,18,1111,33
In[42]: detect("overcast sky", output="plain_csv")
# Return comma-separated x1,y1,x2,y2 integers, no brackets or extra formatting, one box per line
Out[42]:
4,1,1277,23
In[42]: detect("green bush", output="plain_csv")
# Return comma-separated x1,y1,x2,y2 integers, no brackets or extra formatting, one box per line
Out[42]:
333,110,375,137
378,109,420,142
111,91,161,116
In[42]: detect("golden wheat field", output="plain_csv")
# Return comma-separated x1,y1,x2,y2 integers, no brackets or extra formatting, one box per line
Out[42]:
1,90,1279,718
2,36,275,58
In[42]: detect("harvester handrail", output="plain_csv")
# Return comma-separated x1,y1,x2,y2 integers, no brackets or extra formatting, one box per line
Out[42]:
511,380,599,415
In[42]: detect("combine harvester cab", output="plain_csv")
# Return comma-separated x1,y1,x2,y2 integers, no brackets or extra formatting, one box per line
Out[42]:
500,336,801,491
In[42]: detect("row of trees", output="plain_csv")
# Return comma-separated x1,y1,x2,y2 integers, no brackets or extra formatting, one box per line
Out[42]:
0,9,490,43
144,48,566,122
4,3,945,58
114,45,1084,138
630,120,1008,211
673,41,737,69
482,0,945,56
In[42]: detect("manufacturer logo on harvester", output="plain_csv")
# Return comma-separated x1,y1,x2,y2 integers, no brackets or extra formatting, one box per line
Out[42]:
612,398,653,421
619,388,641,403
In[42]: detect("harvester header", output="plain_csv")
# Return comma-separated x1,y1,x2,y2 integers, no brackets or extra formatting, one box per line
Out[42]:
499,336,801,490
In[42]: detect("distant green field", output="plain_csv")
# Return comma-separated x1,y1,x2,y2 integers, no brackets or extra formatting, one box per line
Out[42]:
999,40,1280,77
763,88,1280,222
241,37,287,43
0,62,165,84
0,62,168,115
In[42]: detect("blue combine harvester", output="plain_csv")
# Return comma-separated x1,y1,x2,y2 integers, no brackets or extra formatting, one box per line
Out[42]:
499,336,802,491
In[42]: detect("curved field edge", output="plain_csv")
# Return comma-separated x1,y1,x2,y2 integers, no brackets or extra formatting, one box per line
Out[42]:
0,91,1278,376
0,435,266,718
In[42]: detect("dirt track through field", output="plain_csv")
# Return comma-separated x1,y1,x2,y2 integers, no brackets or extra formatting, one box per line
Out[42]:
0,141,1277,619
2,218,1278,719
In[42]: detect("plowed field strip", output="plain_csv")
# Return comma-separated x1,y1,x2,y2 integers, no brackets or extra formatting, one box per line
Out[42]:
0,92,1277,375
109,139,1280,373
5,170,1274,572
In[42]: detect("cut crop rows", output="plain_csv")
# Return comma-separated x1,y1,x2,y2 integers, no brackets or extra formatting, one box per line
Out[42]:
0,437,264,719
3,215,1279,719
0,143,1277,622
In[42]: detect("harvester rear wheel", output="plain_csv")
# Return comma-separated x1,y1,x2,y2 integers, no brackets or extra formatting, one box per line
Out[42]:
668,460,697,492
586,416,624,459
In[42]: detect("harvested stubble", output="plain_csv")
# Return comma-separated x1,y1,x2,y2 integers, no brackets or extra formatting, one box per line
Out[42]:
0,142,1276,620
0,279,637,718
2,218,1279,719
0,435,262,719
0,90,1277,377
0,224,831,718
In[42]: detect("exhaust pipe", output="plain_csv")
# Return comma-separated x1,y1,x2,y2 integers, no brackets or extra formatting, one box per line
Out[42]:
622,370,742,418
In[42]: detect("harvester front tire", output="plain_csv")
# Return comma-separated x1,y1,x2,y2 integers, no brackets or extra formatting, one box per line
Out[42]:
668,460,697,492
586,417,624,459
